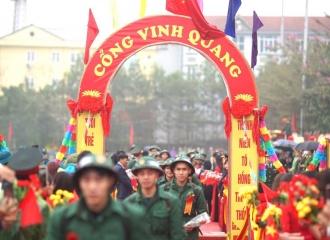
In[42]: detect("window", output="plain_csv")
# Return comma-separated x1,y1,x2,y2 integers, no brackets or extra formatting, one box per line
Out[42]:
26,76,34,89
259,35,278,54
52,52,60,62
27,51,35,63
233,36,245,52
70,52,80,65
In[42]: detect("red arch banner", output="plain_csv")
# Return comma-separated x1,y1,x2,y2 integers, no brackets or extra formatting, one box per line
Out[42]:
77,15,258,111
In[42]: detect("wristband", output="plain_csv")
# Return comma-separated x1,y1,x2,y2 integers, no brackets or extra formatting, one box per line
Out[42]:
327,225,330,237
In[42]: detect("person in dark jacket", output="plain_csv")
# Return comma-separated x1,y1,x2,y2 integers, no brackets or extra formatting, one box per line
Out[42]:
113,154,133,200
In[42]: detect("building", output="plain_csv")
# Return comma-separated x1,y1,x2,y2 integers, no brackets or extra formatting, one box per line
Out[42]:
0,25,94,90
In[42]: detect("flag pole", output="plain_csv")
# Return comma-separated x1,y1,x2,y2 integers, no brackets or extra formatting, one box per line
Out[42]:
300,0,309,136
280,0,284,46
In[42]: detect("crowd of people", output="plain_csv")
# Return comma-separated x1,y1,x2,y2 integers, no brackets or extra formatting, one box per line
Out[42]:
1,135,330,239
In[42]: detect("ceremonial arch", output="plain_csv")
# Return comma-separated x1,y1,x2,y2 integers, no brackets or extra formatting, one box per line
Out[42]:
72,15,259,239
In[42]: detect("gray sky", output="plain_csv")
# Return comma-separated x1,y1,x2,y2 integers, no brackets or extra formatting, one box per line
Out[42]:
0,0,329,40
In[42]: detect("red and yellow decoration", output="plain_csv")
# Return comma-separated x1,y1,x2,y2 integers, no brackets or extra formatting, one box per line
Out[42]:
184,193,195,215
13,174,43,228
290,175,323,225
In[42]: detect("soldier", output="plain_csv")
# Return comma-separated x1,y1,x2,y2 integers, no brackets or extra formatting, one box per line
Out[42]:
46,153,144,240
127,146,143,170
160,149,171,161
1,147,52,240
265,154,279,189
149,145,161,156
161,155,207,240
192,153,205,178
157,158,175,186
124,156,187,240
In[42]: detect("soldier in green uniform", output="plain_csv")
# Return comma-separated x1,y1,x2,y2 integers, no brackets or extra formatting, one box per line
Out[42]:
160,150,171,161
46,153,145,240
127,146,143,170
157,158,175,186
124,156,187,240
0,147,52,240
160,156,207,240
149,145,161,156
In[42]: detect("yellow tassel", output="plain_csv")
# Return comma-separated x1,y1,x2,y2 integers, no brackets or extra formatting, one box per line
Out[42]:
139,0,147,18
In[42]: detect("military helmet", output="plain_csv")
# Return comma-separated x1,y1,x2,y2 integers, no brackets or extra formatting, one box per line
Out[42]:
170,155,195,176
130,146,142,155
160,149,170,157
161,158,175,169
194,153,205,161
132,156,164,177
73,154,118,194
149,145,161,152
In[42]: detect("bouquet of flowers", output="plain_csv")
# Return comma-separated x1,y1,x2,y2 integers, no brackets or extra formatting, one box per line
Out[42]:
184,212,211,228
126,169,138,191
290,175,323,225
257,204,282,229
200,170,221,186
238,186,260,206
49,189,75,208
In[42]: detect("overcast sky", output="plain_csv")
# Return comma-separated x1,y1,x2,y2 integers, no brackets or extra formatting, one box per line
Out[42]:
0,0,329,40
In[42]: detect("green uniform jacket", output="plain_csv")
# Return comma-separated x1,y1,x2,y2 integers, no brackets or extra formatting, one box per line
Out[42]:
124,187,187,240
191,174,202,187
0,193,51,240
127,157,137,170
45,197,144,240
160,179,207,240
157,175,170,186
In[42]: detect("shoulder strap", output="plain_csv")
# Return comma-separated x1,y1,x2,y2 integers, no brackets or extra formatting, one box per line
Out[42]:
163,182,171,192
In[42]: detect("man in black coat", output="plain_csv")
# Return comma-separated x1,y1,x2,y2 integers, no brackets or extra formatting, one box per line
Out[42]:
113,153,133,200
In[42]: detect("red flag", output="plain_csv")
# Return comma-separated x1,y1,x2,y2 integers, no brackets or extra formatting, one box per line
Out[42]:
291,112,296,133
166,0,225,39
265,215,279,240
129,122,134,145
84,9,99,65
8,121,12,142
260,181,279,202
19,187,42,228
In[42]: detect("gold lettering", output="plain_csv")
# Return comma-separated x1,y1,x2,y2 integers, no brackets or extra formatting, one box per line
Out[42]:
109,42,123,58
219,52,235,67
171,25,183,38
157,25,170,37
137,27,149,40
201,39,214,49
122,36,133,48
150,26,158,38
230,65,241,78
187,30,200,45
94,64,105,77
210,44,222,58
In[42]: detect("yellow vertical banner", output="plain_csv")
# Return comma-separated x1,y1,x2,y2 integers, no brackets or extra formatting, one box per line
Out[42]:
76,111,104,154
111,0,119,30
228,114,258,240
140,0,147,17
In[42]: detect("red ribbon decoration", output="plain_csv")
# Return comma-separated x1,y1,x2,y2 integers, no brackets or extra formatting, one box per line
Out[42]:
66,93,114,137
236,206,250,240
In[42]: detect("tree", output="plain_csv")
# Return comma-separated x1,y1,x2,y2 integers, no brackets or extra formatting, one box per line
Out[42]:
257,21,330,133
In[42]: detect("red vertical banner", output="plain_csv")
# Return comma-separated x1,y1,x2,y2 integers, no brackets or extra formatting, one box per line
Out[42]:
129,122,134,145
8,121,12,142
